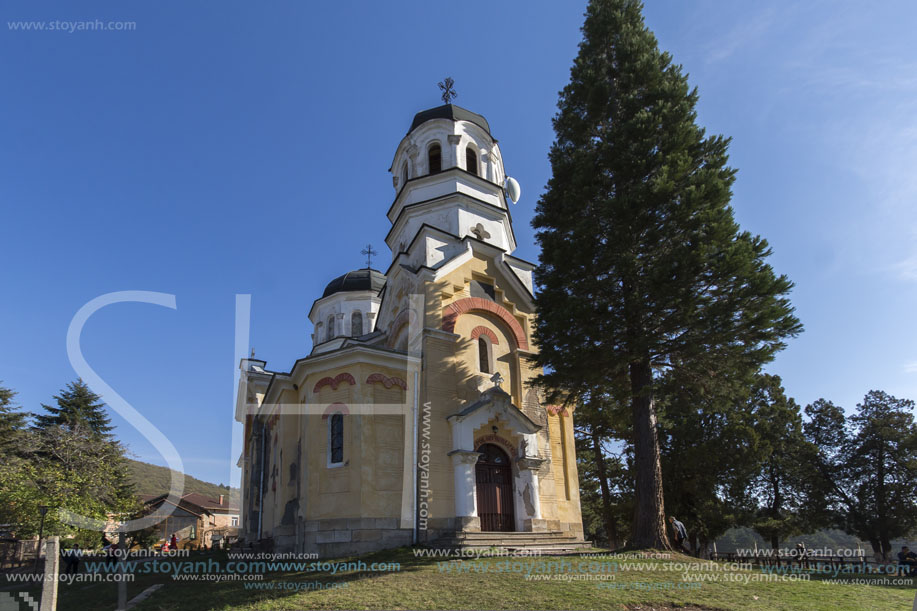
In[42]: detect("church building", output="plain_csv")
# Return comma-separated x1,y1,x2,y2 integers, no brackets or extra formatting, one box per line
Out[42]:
234,100,585,556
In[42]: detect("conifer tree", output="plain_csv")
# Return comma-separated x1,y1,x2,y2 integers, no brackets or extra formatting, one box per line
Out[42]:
532,0,802,548
0,383,30,456
34,379,114,437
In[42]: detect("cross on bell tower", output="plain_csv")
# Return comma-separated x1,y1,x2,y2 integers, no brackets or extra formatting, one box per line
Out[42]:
438,77,457,104
361,244,377,268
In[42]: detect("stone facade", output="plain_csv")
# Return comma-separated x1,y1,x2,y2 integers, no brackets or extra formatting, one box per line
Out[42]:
235,103,584,557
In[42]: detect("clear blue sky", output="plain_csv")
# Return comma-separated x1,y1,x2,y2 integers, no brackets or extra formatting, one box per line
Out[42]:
2,1,915,486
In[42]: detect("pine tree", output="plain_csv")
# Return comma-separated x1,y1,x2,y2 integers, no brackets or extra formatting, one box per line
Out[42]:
0,382,30,456
842,391,917,560
746,375,812,550
532,0,802,548
34,379,114,437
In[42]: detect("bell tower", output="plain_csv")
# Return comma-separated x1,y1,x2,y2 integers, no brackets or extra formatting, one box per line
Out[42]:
386,103,517,269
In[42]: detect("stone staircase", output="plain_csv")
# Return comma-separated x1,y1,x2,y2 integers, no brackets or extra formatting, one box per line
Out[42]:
429,531,594,554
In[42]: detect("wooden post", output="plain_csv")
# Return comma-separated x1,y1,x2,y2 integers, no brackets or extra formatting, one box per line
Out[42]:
39,536,59,611
117,531,127,611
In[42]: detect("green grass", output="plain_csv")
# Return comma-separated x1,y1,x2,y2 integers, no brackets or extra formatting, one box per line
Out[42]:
9,548,915,610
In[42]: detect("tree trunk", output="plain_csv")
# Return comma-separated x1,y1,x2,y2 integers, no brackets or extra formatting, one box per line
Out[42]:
591,430,619,549
630,358,670,549
869,539,882,562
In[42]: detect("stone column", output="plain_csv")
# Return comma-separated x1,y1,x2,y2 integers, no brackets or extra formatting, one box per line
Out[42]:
335,313,344,337
448,450,482,531
447,134,461,170
40,536,59,611
516,457,547,532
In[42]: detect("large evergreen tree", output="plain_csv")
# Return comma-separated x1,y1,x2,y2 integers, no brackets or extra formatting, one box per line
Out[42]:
842,391,917,560
745,375,813,549
34,378,115,437
532,0,802,548
0,382,30,456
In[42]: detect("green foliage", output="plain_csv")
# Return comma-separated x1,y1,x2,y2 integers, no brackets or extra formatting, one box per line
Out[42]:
843,391,917,558
33,378,114,437
745,375,816,547
532,0,801,399
531,0,800,547
802,391,917,560
0,380,137,544
657,370,762,549
125,458,235,499
0,382,31,457
575,426,632,547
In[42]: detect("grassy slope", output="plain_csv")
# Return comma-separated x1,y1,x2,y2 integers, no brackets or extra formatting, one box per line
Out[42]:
126,459,236,499
30,549,914,611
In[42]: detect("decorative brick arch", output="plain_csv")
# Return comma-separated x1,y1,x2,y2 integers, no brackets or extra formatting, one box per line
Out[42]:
366,373,408,390
321,402,349,420
442,297,528,350
313,372,356,393
470,325,500,345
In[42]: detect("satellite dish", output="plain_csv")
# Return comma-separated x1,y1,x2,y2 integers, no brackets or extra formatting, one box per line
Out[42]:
504,176,521,204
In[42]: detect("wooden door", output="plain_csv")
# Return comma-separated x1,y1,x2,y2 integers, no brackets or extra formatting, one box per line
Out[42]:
475,444,515,532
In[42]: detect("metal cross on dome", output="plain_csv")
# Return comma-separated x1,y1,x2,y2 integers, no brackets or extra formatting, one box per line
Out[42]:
361,244,377,268
438,77,457,104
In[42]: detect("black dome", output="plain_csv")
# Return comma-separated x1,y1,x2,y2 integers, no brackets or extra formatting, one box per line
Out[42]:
409,104,491,136
322,268,386,299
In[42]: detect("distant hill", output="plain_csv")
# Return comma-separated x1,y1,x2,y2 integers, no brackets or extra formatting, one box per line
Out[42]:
126,458,237,500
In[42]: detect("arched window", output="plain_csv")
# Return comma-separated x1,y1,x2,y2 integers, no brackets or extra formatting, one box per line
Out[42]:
478,336,490,374
428,142,441,174
351,311,363,337
329,413,344,465
466,146,478,176
401,162,409,187
326,315,335,341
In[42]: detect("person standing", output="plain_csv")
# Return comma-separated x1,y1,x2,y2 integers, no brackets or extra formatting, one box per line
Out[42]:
62,543,82,575
668,517,689,553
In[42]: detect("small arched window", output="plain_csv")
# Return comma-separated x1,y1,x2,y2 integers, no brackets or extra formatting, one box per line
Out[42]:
466,146,478,176
329,413,344,465
351,311,363,337
478,336,490,374
428,143,441,174
401,162,409,187
326,315,335,341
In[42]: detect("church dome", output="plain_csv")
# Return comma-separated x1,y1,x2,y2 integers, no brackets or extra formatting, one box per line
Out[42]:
321,268,386,299
408,104,491,136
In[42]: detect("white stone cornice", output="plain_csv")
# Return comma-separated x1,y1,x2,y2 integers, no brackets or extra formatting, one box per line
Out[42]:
448,449,483,465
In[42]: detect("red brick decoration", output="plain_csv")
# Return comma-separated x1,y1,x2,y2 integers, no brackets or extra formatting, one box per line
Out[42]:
321,402,350,420
312,372,356,393
366,373,408,390
470,325,500,345
442,297,528,350
546,405,570,417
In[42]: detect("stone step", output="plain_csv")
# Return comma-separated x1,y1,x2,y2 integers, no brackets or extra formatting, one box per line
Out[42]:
430,530,594,553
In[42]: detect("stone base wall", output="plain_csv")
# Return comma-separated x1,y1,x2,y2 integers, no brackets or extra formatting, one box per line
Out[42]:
417,516,457,546
284,518,413,558
558,520,585,540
